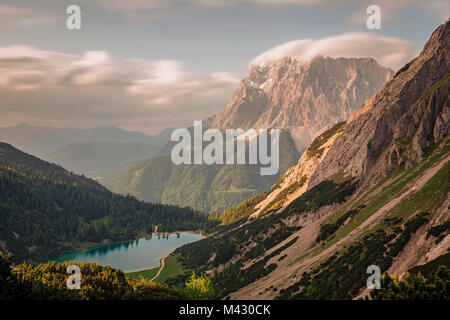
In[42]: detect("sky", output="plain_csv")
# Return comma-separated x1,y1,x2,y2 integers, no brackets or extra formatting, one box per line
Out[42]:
0,0,448,134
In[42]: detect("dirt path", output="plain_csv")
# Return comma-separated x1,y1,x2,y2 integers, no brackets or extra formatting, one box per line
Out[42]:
150,254,167,282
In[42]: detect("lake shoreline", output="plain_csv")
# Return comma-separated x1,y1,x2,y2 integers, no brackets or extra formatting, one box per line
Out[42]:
53,231,203,273
53,230,205,260
124,230,207,274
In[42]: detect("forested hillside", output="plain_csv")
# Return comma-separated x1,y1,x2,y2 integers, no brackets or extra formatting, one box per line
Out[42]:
0,142,210,263
111,130,300,213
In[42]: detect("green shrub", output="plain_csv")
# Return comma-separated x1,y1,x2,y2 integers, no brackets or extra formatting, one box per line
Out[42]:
369,266,449,300
184,271,215,300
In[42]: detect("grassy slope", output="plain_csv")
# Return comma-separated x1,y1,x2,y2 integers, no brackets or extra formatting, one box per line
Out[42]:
156,255,186,283
125,254,185,283
125,267,159,281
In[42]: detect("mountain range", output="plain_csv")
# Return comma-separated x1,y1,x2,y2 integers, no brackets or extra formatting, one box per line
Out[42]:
170,19,450,299
111,56,393,213
110,130,300,213
0,123,172,184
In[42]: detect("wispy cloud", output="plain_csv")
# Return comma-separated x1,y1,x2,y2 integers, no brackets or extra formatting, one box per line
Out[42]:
251,32,418,70
0,46,239,133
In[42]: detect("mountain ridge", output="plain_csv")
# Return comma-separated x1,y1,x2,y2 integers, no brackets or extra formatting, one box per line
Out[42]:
110,130,300,213
0,122,171,157
170,19,450,300
309,19,450,189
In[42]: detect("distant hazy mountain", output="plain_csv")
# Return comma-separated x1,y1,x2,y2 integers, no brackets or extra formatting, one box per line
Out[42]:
46,142,162,185
0,123,173,184
0,123,171,158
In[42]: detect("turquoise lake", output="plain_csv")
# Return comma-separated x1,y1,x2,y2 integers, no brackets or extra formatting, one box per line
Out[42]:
53,232,202,272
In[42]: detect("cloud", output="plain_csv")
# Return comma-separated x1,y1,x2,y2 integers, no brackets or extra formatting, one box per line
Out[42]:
0,46,238,133
0,5,58,28
251,32,418,70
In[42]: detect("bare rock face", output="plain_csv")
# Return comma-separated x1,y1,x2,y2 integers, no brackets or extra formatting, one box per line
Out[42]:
205,55,393,150
309,19,450,188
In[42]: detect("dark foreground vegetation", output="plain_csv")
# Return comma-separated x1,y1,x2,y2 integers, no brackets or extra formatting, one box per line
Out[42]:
369,266,449,300
0,253,183,300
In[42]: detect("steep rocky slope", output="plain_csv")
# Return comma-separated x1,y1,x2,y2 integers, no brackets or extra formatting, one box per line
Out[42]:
226,18,449,224
250,122,346,218
309,21,449,189
172,19,450,300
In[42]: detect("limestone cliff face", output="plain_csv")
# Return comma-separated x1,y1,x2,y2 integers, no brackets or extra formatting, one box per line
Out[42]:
308,19,450,189
205,55,393,151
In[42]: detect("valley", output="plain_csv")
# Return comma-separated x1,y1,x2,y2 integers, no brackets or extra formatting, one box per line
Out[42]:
0,142,210,263
0,16,448,302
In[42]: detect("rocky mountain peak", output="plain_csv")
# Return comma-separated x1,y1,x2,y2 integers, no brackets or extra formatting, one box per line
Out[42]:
204,55,393,151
